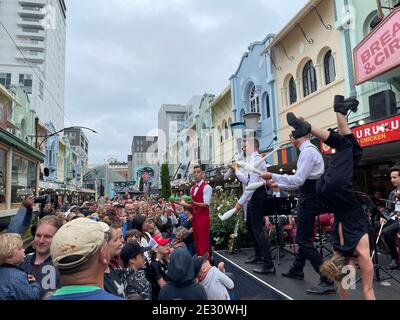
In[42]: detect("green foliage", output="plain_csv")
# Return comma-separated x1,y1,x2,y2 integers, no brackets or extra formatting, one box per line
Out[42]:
139,177,144,192
160,163,171,200
210,186,251,250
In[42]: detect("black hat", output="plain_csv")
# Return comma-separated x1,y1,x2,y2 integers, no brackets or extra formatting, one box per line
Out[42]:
192,252,209,277
120,241,147,265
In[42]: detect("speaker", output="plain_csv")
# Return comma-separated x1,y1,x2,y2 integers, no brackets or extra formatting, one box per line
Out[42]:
369,90,398,121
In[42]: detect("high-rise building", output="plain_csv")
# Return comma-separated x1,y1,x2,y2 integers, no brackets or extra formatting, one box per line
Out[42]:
0,0,67,132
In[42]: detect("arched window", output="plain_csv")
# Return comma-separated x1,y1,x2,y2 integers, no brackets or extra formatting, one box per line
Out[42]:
249,85,260,113
218,126,222,143
228,118,232,137
302,60,317,97
289,77,297,104
224,121,229,140
324,50,336,85
265,94,271,118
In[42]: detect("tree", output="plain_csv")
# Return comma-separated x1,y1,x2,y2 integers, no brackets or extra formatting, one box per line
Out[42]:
139,176,144,192
161,163,171,199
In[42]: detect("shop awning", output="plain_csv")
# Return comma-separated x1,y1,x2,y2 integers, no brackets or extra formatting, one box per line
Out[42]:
0,127,44,162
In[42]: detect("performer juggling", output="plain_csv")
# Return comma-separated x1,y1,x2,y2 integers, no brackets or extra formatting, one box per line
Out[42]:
229,137,275,274
180,165,212,259
261,114,335,294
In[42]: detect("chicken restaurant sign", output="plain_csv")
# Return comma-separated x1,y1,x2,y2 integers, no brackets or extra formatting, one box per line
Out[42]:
354,7,400,85
352,115,400,148
321,115,400,154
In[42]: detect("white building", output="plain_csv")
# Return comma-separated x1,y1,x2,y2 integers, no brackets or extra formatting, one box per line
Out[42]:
0,0,66,132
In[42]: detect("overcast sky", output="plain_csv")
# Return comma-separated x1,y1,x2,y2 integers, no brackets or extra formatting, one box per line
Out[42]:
65,0,308,164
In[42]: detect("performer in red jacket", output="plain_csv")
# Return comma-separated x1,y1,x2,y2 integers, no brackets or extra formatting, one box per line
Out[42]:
180,165,213,259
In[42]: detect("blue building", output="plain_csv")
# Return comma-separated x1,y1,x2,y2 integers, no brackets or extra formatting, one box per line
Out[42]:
230,34,278,161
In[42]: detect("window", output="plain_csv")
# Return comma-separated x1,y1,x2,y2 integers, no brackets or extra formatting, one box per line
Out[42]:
11,155,36,203
0,73,11,88
19,74,33,94
289,77,297,104
240,109,245,122
324,50,336,85
224,121,229,140
0,149,7,206
249,85,260,113
302,61,317,97
265,95,271,118
218,126,222,143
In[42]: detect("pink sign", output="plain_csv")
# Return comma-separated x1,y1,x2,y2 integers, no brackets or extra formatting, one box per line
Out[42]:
354,7,400,85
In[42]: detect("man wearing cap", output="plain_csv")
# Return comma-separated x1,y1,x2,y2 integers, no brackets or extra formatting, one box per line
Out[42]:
261,113,335,295
49,218,125,300
180,165,213,259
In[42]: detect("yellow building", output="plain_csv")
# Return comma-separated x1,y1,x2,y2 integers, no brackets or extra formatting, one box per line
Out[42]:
211,85,234,166
263,0,346,168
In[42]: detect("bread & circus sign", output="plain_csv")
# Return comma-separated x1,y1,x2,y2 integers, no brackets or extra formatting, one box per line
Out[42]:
354,7,400,85
351,115,400,148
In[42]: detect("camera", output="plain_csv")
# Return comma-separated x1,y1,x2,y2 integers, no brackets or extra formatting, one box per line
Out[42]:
34,194,50,204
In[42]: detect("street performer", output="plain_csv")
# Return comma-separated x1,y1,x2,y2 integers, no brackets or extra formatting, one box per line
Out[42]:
180,165,212,259
278,96,375,300
261,114,335,295
230,137,275,274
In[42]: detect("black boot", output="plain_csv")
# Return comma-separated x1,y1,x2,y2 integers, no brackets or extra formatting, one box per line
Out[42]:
286,112,311,139
253,264,276,275
333,95,359,115
282,268,304,280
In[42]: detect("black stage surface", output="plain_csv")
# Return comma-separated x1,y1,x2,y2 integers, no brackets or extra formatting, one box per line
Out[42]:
214,247,400,300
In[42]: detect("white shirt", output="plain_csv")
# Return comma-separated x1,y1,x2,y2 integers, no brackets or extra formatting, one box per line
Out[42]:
192,179,213,205
272,140,324,191
236,152,268,206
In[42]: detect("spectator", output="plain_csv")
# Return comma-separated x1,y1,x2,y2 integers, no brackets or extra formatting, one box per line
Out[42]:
181,208,195,256
120,241,152,300
147,235,171,300
104,223,126,298
172,226,188,250
125,229,142,243
20,215,63,298
0,233,41,300
193,253,234,300
159,247,207,300
49,218,125,300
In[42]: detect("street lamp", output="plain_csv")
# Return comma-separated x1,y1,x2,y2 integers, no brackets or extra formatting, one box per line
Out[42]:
243,112,261,136
35,125,98,149
230,122,245,157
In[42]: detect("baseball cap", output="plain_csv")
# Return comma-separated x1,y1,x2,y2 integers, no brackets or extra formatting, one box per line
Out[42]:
192,252,209,277
120,241,147,264
50,218,110,270
148,236,171,250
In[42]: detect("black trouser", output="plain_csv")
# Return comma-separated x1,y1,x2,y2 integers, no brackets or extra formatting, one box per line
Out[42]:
247,188,274,267
316,131,362,212
293,189,324,279
383,219,400,260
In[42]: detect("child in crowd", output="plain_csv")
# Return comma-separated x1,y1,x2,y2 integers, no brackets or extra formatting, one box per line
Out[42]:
0,233,41,300
147,236,171,301
121,241,152,300
125,229,142,243
193,253,234,300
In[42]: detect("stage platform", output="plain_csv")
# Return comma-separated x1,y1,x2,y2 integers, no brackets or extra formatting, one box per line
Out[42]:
214,248,400,300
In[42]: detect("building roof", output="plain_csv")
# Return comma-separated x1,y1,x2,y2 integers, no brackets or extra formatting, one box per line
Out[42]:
261,0,322,55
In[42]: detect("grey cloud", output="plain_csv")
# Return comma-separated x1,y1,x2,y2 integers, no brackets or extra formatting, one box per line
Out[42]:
65,0,307,163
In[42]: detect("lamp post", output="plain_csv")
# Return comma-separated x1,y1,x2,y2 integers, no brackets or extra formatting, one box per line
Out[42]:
230,122,245,157
35,126,98,149
243,112,261,137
